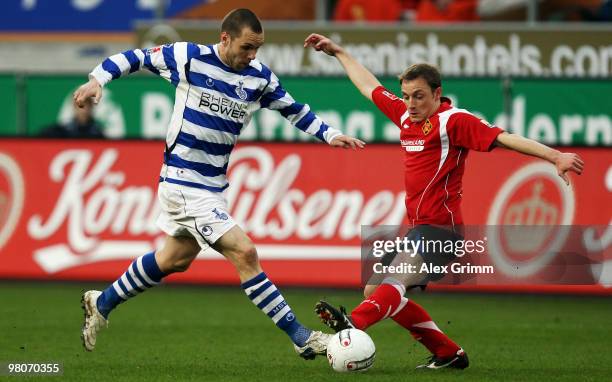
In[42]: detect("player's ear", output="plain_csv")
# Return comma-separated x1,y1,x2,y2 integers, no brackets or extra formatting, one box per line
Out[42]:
220,31,230,46
434,87,442,101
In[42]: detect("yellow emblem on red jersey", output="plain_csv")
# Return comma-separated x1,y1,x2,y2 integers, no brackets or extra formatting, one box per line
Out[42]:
422,119,433,135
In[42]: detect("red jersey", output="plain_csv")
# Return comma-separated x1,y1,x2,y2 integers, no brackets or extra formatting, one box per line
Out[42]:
372,86,503,227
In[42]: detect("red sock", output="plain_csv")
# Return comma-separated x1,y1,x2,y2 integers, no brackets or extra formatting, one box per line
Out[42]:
350,284,403,330
391,298,461,358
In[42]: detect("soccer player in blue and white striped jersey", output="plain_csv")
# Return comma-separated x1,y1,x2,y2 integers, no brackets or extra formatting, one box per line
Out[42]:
75,8,365,360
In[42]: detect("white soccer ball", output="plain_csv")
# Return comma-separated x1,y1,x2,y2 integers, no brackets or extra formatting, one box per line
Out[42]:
326,328,376,372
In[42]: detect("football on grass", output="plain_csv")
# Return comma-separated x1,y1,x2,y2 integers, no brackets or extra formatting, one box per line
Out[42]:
326,328,376,372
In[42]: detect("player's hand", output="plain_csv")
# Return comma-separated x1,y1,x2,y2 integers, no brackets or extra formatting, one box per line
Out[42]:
330,135,366,150
304,33,343,56
73,78,102,107
555,152,584,185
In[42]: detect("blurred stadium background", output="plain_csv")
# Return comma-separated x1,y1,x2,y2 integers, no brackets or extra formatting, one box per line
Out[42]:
0,0,610,380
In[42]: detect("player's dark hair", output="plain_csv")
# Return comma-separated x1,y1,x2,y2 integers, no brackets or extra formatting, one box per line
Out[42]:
399,64,442,92
221,9,263,38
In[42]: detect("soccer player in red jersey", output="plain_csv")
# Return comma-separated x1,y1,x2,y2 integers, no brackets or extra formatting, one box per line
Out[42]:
304,33,584,370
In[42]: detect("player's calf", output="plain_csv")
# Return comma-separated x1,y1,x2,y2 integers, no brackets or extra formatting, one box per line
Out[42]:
242,272,327,359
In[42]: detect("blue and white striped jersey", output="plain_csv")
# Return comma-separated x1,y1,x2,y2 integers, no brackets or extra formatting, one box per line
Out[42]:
90,42,342,192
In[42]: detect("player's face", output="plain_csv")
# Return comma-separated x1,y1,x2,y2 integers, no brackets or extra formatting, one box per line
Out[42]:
221,27,264,71
400,77,441,123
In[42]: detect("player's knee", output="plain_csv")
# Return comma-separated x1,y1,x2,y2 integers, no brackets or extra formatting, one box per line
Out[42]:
158,256,193,274
169,256,196,273
233,244,259,271
156,236,200,274
156,248,198,274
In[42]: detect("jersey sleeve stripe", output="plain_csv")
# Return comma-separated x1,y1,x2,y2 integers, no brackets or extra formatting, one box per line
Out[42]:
259,87,285,109
162,45,179,87
270,96,296,112
294,112,317,132
305,118,323,135
399,110,411,126
143,53,161,76
123,50,142,74
101,58,122,80
280,103,309,121
321,125,338,142
112,53,132,75
278,103,303,118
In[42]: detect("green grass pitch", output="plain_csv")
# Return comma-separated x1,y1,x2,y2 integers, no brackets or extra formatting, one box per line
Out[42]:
1,282,611,381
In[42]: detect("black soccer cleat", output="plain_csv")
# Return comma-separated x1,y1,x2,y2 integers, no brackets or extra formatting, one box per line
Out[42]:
416,348,469,370
314,300,355,333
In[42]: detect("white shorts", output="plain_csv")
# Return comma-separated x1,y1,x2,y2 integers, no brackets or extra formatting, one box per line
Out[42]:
156,181,237,249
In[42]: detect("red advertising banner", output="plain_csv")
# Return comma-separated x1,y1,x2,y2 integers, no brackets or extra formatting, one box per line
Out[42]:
0,140,610,293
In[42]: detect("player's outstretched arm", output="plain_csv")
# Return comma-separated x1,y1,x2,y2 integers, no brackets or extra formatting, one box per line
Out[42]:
495,132,584,185
304,33,381,101
260,69,365,150
74,43,198,108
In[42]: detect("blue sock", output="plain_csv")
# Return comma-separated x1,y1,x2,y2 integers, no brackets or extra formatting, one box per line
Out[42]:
96,252,166,319
242,272,312,347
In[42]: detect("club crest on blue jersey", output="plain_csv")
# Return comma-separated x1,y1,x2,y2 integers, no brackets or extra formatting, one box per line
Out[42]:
206,78,214,87
212,208,229,221
235,81,247,100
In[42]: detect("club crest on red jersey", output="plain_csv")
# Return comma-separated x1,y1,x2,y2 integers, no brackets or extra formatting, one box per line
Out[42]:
422,119,433,135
